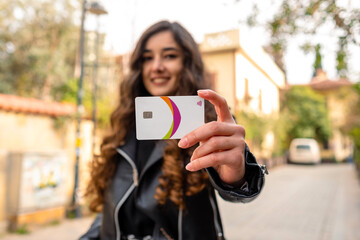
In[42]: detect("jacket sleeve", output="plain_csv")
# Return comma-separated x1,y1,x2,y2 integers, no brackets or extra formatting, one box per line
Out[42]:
78,213,102,240
206,144,267,203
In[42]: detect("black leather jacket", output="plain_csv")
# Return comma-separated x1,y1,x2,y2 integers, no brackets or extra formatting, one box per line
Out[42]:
79,133,266,240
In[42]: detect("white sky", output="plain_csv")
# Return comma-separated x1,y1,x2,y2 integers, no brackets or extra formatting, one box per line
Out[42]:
85,0,360,85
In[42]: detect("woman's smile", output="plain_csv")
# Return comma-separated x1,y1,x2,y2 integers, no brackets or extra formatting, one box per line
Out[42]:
151,77,170,85
142,31,183,96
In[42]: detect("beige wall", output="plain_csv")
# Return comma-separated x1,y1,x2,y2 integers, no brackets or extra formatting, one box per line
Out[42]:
0,112,73,152
202,51,237,111
318,88,355,161
0,150,7,232
235,53,281,114
0,111,93,231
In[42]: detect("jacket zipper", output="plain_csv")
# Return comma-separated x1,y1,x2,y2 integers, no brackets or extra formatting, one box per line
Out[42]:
116,147,182,240
178,209,183,240
208,190,224,240
115,148,139,240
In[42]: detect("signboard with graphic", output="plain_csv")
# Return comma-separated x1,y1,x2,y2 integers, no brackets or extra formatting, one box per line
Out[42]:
7,151,68,214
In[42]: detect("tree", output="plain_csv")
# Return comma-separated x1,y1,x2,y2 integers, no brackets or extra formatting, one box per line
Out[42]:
0,0,115,128
242,0,360,78
312,44,323,76
0,0,79,99
342,81,360,163
281,86,331,146
236,110,271,151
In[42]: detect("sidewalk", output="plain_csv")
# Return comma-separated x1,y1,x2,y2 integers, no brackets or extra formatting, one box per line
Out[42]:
0,217,93,240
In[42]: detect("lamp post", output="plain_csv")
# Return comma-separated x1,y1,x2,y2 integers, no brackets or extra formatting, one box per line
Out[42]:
70,0,107,218
88,2,108,154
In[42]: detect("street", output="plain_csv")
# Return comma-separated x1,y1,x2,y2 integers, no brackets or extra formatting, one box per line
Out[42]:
1,163,359,240
219,163,360,240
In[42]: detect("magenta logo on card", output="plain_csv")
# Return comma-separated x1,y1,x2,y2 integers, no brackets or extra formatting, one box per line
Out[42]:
161,96,181,139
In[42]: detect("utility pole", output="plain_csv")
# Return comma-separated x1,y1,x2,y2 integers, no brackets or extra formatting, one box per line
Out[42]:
70,0,107,218
70,0,87,218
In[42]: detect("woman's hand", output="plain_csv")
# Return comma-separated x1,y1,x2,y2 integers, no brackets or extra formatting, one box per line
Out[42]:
178,89,246,187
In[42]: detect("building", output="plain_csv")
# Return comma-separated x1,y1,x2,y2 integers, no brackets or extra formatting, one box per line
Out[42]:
200,29,285,114
200,29,286,157
0,95,93,232
307,69,354,162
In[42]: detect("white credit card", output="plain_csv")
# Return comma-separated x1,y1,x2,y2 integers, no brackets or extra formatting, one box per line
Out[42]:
135,96,204,140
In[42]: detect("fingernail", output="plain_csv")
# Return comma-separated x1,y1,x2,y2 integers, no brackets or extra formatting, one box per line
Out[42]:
185,162,193,171
197,89,208,96
178,137,188,148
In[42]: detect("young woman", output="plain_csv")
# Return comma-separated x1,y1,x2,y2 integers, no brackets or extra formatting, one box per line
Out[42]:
80,20,266,240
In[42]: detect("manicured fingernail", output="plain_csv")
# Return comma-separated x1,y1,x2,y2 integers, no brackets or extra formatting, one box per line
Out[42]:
178,137,188,148
197,90,208,95
185,162,194,171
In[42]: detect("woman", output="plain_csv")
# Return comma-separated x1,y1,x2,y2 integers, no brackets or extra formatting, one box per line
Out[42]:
80,20,266,240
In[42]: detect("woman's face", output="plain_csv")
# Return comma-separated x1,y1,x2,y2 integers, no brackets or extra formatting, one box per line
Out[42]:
141,31,184,96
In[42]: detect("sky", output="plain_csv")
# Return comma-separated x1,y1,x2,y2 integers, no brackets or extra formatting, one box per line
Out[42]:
85,0,360,85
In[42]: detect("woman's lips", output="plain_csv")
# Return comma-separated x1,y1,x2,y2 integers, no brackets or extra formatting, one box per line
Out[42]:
151,78,169,85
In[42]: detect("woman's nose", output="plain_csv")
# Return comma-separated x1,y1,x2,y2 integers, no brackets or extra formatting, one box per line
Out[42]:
151,57,164,72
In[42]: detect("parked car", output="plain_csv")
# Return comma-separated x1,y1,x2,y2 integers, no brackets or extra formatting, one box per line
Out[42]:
289,138,321,164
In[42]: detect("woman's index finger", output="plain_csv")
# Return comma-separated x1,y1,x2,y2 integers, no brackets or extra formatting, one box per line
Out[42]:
197,89,234,123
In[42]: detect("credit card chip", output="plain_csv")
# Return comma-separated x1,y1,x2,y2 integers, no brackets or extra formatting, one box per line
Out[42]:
143,111,153,119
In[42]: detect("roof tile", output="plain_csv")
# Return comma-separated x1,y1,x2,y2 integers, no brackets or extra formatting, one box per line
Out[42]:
0,94,76,117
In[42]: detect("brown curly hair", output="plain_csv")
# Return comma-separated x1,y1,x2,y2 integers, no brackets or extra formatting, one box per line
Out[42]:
86,21,216,212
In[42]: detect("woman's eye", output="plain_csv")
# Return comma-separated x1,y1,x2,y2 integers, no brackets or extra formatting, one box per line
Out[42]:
165,54,178,60
142,56,153,62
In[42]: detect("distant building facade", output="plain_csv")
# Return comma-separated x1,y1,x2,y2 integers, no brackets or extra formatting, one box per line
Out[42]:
308,69,354,162
200,29,286,115
200,29,286,158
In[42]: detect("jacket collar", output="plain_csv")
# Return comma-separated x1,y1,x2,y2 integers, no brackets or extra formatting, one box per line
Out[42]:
117,132,167,177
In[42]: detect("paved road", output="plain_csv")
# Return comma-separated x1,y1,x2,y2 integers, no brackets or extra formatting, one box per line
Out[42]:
1,163,359,240
218,163,360,240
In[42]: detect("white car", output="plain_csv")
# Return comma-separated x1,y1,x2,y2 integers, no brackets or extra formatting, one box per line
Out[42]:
289,138,321,164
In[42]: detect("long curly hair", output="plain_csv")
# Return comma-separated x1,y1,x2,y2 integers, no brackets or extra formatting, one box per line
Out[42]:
86,21,216,212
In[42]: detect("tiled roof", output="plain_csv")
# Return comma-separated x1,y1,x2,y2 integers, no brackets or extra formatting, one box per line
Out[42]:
309,78,352,91
0,94,76,117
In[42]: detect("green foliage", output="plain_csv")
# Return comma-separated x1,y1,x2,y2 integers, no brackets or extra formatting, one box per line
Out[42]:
15,224,30,234
236,111,270,146
235,85,334,156
96,94,114,128
245,0,360,76
47,220,61,226
336,37,348,78
52,78,112,128
0,0,114,129
313,44,323,74
354,81,360,95
281,86,331,145
0,0,78,99
347,82,360,163
271,113,290,156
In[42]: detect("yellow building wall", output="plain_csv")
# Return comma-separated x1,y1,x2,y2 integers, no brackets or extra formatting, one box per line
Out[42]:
202,51,236,111
0,111,93,231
